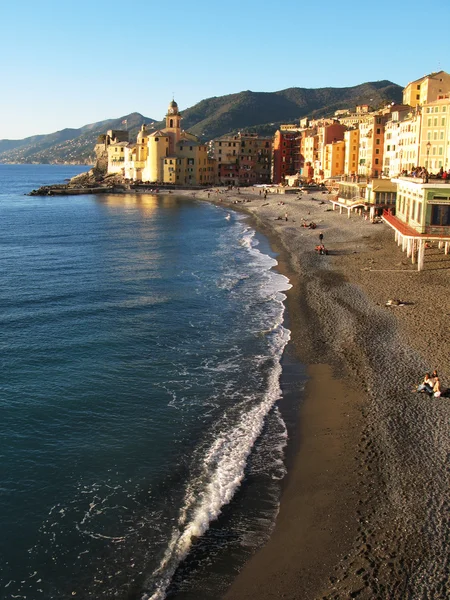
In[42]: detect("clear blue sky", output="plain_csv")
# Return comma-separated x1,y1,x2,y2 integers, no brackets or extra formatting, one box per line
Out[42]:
1,0,448,140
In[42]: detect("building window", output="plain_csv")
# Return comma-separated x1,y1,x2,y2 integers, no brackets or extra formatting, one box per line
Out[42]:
431,205,450,226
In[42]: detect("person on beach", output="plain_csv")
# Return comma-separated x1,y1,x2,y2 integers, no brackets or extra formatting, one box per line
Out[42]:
416,373,434,394
319,232,324,243
433,377,441,398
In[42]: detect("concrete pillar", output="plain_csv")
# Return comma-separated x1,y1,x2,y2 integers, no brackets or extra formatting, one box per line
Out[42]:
347,207,351,219
370,206,375,221
411,239,416,264
418,239,425,271
339,205,342,214
402,235,407,252
407,238,412,258
445,242,449,255
394,230,398,243
398,233,402,247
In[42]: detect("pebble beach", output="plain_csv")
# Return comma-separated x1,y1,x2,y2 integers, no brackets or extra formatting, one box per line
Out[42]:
184,185,450,599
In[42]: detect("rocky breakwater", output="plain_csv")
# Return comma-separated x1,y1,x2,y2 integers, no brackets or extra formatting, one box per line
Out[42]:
28,170,126,196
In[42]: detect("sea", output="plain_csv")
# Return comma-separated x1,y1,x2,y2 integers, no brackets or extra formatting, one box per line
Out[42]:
0,165,306,600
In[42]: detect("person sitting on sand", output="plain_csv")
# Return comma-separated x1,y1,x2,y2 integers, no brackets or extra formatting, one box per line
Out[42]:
416,373,434,394
433,377,441,398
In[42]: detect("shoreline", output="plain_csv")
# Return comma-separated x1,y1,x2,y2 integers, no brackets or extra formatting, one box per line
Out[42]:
182,186,450,599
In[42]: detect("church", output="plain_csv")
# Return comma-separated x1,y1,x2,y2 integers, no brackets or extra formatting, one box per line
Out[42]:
106,99,216,185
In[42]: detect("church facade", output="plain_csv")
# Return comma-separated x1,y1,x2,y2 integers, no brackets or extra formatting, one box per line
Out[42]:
106,100,216,185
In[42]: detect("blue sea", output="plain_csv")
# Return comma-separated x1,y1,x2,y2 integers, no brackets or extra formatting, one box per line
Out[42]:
0,165,304,600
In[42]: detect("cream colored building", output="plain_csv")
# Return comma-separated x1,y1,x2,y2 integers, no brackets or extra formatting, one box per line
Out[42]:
107,141,128,174
383,108,410,177
397,110,421,173
419,97,450,172
383,177,450,270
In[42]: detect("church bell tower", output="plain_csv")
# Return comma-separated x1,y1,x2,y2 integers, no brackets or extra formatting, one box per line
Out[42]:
165,99,182,139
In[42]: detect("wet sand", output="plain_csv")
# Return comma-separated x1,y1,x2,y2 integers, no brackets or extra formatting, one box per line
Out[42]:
182,186,450,599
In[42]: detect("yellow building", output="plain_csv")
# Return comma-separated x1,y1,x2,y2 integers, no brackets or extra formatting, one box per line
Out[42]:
403,71,450,108
344,129,360,176
106,99,216,185
163,140,215,186
323,140,345,179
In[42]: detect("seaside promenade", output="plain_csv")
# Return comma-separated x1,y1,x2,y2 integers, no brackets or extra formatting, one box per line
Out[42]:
183,186,450,599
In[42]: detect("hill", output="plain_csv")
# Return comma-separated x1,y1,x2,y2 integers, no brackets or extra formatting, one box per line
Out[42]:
0,113,154,165
0,81,402,164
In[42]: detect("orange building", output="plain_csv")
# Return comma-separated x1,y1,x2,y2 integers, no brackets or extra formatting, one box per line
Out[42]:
272,130,300,184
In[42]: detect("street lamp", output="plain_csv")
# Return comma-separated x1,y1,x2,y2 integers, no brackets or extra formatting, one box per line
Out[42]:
426,141,431,169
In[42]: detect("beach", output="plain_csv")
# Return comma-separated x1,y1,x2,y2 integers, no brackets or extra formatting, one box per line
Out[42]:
185,186,450,599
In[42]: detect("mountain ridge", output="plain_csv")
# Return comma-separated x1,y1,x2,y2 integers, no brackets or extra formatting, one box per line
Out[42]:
0,80,403,164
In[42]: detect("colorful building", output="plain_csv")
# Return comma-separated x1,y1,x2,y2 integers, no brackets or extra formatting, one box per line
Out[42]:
272,130,299,184
211,133,272,186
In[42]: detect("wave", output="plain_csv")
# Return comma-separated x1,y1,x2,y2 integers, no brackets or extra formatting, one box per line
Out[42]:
142,320,290,600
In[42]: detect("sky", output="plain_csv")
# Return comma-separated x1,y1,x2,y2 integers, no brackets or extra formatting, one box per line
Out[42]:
1,0,449,140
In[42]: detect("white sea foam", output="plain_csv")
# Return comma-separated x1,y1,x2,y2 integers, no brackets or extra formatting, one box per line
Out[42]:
142,321,290,600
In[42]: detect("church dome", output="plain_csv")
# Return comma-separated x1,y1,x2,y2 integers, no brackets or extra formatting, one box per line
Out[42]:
137,124,147,142
167,99,179,115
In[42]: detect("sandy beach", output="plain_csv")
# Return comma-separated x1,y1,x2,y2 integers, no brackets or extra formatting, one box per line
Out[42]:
181,186,450,599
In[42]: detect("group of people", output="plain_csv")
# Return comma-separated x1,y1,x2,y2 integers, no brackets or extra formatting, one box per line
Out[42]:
416,370,442,397
401,166,450,183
